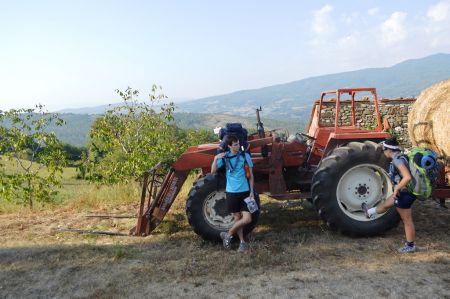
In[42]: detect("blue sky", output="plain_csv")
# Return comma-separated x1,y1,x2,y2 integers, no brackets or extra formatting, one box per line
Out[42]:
1,0,450,110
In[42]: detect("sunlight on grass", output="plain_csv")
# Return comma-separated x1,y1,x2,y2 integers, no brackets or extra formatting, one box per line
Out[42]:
1,156,142,213
1,158,201,217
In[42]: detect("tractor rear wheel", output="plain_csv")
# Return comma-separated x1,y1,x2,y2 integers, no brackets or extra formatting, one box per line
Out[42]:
186,173,260,241
311,141,400,237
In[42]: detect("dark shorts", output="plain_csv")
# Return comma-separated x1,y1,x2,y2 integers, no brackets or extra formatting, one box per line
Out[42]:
394,190,416,209
226,191,250,213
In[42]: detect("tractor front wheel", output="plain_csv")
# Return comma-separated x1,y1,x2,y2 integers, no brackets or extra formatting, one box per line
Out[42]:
311,141,400,237
186,173,260,241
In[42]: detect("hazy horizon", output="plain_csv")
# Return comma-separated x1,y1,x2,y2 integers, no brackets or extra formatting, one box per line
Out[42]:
2,1,450,111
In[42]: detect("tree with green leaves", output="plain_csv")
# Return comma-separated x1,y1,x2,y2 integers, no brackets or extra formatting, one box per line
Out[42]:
85,85,213,184
0,105,67,208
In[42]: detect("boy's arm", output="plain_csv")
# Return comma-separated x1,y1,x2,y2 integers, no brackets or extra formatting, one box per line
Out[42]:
245,153,254,197
248,167,254,198
211,153,225,173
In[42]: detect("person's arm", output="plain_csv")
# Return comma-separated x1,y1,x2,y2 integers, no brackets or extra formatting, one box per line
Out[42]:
393,163,412,197
245,153,254,198
211,152,225,173
248,166,254,198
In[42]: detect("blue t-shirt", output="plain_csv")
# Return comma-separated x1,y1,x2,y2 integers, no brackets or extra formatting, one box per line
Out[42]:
216,152,253,193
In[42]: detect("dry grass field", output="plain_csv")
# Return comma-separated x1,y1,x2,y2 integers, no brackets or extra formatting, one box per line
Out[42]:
0,172,449,299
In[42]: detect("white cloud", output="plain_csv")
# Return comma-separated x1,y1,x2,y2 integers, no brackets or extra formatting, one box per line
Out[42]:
379,12,408,45
368,7,379,16
427,1,450,21
305,4,450,78
342,12,361,26
423,1,450,48
337,32,361,48
311,5,335,34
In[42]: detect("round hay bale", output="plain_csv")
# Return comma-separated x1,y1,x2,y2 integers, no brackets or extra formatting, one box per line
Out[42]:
408,79,450,160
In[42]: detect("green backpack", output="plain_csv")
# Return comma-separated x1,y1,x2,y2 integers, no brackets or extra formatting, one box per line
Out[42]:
405,147,439,200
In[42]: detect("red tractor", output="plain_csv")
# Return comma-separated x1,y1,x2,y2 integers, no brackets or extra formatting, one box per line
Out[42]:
130,87,448,240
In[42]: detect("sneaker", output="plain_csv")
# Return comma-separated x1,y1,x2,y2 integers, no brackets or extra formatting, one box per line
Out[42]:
398,244,416,253
237,242,249,253
220,232,232,250
361,203,371,219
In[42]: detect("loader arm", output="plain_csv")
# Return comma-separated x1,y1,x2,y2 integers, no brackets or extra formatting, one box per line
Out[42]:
130,143,218,236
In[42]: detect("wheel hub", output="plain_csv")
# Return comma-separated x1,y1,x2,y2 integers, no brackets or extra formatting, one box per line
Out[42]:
203,191,234,229
356,184,369,196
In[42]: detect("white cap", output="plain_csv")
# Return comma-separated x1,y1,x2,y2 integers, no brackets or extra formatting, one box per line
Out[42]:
380,141,400,150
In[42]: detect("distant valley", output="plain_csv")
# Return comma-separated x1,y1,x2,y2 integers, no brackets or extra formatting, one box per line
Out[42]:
59,53,450,121
54,53,450,146
55,112,306,147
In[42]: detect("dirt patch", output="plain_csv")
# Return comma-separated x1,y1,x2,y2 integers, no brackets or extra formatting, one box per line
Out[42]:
1,199,449,298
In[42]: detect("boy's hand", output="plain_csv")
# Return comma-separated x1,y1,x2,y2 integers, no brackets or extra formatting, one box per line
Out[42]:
393,187,401,199
215,153,225,160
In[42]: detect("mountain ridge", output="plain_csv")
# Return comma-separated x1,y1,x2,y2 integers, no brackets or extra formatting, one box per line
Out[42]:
57,53,450,120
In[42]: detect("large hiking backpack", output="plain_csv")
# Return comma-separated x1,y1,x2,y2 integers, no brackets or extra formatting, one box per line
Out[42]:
219,123,249,152
391,147,439,200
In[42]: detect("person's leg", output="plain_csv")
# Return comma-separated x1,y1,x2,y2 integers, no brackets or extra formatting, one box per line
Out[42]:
229,211,252,242
376,194,396,214
235,212,252,242
228,212,241,236
364,193,396,218
397,207,415,243
221,194,242,249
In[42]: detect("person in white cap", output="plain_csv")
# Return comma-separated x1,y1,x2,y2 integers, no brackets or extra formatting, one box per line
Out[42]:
362,137,417,253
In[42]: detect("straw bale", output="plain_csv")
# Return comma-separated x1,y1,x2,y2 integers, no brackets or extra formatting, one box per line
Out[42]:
408,79,450,160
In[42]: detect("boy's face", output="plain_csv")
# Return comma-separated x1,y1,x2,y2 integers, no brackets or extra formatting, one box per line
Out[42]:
228,141,240,153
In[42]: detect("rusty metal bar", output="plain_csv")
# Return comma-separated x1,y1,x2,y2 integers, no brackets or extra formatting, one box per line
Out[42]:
57,228,128,236
85,215,136,219
269,192,312,200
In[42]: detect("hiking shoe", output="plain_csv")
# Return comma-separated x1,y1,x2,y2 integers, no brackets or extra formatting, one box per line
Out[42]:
398,244,416,253
237,242,249,253
361,203,371,219
220,232,232,250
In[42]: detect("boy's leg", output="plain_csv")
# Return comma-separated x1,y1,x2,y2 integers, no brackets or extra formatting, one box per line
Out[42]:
235,212,252,242
229,211,252,242
228,212,241,236
396,207,415,243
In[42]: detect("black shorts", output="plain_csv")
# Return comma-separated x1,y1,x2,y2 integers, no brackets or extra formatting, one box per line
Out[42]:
226,191,250,213
394,190,416,209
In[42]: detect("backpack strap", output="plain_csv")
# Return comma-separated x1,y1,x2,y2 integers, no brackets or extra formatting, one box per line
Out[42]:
224,152,240,173
389,154,409,183
224,151,251,172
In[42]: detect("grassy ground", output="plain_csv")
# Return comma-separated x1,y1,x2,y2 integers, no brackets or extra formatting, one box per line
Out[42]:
0,164,449,298
0,157,139,213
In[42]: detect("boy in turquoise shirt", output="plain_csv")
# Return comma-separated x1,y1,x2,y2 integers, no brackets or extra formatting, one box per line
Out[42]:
211,135,254,252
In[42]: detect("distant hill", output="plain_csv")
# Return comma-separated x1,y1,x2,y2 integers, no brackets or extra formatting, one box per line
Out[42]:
53,112,305,147
58,53,450,120
176,53,450,120
51,53,450,145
